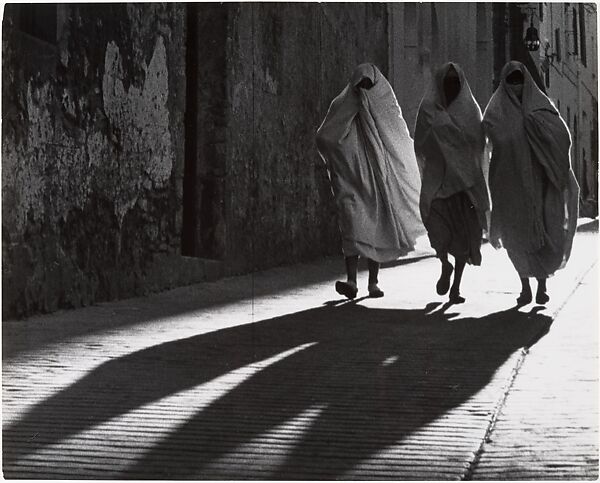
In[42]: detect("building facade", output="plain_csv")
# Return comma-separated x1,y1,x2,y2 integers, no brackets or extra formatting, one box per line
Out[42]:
2,3,597,318
2,3,389,318
2,4,190,317
388,3,495,134
535,2,598,217
491,2,598,217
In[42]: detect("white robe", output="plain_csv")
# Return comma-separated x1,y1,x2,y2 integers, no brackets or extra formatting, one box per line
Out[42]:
414,62,490,233
316,63,425,262
482,61,579,277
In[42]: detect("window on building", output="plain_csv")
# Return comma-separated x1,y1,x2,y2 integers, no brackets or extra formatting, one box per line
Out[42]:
572,7,579,56
555,28,562,62
18,4,58,45
579,3,587,66
567,106,571,129
539,3,544,22
545,67,550,89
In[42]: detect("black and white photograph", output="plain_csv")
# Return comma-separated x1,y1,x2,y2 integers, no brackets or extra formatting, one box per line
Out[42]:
2,2,598,479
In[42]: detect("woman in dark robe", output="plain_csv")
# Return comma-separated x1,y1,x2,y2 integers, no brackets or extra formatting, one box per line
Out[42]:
414,62,490,304
482,61,579,305
316,64,425,299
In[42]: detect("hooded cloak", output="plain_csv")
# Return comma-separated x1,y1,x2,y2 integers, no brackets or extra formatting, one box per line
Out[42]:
316,63,425,262
414,62,490,264
482,61,579,277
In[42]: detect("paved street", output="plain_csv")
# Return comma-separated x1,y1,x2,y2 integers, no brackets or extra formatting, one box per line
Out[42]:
2,220,598,480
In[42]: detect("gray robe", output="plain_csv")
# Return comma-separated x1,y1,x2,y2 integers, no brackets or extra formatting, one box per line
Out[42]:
316,63,425,262
414,62,490,264
482,61,579,277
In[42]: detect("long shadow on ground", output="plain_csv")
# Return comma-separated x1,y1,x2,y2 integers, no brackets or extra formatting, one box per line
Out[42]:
3,302,551,479
2,255,433,359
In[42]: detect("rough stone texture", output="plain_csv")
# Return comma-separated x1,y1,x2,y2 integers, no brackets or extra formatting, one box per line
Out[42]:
2,3,390,318
224,3,389,273
2,4,188,318
388,3,494,137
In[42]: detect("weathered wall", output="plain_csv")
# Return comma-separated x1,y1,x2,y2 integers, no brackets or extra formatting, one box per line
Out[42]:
537,2,598,216
224,3,389,273
182,4,229,260
2,4,188,317
2,2,390,318
389,3,495,135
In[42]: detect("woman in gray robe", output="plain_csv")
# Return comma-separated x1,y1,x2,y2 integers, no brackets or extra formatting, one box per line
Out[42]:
482,61,579,305
414,63,490,304
316,64,425,299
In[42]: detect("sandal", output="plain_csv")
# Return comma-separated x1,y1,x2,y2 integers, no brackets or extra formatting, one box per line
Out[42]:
335,281,358,299
516,290,533,306
449,289,465,305
368,283,384,298
535,291,549,305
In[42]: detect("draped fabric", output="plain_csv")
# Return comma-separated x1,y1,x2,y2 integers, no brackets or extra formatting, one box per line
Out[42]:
482,61,579,277
426,192,484,264
414,62,490,264
316,63,425,263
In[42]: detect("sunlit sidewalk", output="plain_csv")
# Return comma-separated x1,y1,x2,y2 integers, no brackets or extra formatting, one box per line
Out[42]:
2,220,598,479
472,262,598,480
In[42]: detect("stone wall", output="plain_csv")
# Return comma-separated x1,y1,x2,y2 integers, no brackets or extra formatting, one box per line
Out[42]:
2,3,390,318
2,4,189,317
223,3,389,273
389,3,495,136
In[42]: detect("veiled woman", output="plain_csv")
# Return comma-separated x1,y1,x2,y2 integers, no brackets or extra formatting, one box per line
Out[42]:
414,62,490,304
482,61,579,305
316,63,425,299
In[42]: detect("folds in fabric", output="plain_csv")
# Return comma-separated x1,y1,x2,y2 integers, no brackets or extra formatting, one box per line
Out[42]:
414,62,490,233
426,192,483,265
482,60,579,276
316,63,425,262
524,109,571,191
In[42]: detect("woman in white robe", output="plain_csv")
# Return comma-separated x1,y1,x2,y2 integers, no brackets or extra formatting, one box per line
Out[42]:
414,62,490,304
316,63,425,299
482,61,579,305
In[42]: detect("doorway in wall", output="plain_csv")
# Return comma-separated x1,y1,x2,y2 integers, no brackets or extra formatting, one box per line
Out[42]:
181,3,228,259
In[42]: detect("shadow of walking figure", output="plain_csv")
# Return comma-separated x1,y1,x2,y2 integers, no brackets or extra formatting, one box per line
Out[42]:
3,302,551,479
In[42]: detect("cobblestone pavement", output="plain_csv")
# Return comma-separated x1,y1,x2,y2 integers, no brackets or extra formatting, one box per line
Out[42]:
3,221,598,479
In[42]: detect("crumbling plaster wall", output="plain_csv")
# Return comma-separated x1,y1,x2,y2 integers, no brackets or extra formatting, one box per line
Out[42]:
2,4,186,317
2,2,391,318
224,3,389,273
